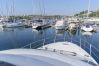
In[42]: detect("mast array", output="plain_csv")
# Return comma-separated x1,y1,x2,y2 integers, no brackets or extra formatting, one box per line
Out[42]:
87,0,91,18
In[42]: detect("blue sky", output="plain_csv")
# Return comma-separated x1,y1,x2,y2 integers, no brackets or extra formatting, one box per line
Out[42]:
0,0,99,16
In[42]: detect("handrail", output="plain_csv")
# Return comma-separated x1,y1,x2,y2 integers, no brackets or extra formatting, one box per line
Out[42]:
92,51,99,61
21,35,99,64
72,39,99,64
21,36,55,48
22,39,44,48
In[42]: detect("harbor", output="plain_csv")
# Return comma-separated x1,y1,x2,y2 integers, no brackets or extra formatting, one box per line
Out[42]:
0,0,99,66
0,15,99,66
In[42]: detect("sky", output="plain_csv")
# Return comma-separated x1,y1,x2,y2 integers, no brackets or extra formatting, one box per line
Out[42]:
0,0,99,16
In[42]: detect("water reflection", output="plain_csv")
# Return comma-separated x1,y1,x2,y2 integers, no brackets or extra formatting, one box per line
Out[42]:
55,30,65,36
81,32,93,36
0,28,3,32
3,28,14,32
81,31,97,39
0,27,26,32
0,27,99,50
67,29,77,37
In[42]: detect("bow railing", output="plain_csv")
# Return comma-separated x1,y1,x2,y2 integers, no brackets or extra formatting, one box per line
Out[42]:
21,35,99,65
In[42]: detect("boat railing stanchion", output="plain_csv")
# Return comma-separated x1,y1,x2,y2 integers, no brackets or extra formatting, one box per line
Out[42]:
43,39,45,48
83,39,86,49
64,31,66,42
54,34,56,43
30,43,32,49
90,44,92,57
71,36,72,43
87,44,92,63
80,38,82,48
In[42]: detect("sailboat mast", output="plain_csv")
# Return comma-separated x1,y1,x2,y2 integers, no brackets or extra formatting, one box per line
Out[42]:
0,0,3,17
0,0,1,17
42,0,46,16
11,0,15,22
87,0,91,18
6,0,9,19
38,0,42,16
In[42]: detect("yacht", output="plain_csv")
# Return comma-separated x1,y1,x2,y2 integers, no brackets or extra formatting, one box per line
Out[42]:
4,22,24,28
0,41,98,66
55,19,66,30
32,19,51,29
81,23,94,32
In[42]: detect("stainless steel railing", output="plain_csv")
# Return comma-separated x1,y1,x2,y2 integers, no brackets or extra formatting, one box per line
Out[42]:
21,35,99,65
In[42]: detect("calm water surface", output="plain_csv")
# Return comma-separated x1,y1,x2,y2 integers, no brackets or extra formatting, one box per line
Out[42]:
0,27,99,50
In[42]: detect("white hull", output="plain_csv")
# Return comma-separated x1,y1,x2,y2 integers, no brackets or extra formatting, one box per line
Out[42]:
55,26,65,30
4,22,24,28
32,25,38,29
32,19,51,29
32,24,50,29
81,25,94,32
55,20,66,30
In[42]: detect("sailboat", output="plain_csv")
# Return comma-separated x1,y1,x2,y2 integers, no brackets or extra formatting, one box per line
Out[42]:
4,0,24,28
32,19,51,29
81,0,96,32
32,0,51,29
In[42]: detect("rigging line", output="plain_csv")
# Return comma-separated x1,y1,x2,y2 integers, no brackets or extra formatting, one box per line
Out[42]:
32,0,35,15
0,0,1,16
42,0,46,16
6,0,9,18
12,0,15,16
38,0,43,16
87,0,91,18
0,0,4,17
10,0,15,22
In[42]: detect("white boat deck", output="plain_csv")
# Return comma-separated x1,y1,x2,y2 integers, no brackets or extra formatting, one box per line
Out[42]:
0,42,98,66
38,42,97,65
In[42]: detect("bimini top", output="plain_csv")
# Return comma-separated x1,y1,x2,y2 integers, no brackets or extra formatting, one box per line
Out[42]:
0,42,98,66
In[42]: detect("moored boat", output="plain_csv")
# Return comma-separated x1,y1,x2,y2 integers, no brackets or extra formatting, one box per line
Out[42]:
55,20,66,30
81,23,94,32
32,19,51,29
3,22,24,28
